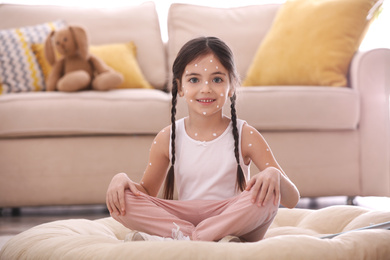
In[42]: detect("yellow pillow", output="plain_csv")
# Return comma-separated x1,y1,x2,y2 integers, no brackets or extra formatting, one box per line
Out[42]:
242,0,380,87
32,42,153,89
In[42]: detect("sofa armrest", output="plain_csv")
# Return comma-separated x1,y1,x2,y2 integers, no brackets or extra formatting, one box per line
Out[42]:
349,48,390,195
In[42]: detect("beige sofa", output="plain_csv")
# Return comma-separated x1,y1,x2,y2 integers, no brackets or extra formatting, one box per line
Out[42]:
0,2,389,208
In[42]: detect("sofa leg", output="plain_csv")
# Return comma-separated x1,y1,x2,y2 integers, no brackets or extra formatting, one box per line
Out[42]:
308,198,318,209
11,207,21,216
347,196,356,206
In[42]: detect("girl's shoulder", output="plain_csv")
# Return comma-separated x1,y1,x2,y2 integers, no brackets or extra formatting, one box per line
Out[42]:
241,123,269,150
152,125,171,156
156,125,171,142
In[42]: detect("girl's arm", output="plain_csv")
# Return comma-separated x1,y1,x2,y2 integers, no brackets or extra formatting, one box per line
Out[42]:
106,126,171,215
241,124,300,209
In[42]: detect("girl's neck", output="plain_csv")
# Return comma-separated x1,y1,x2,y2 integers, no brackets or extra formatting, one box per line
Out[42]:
184,112,231,141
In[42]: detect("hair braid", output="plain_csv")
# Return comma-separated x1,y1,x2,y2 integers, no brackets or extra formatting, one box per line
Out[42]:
231,93,246,192
163,81,178,200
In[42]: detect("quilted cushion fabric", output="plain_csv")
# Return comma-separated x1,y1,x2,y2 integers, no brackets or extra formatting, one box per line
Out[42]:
1,206,389,259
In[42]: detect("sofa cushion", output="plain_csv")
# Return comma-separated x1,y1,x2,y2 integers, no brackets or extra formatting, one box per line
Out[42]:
167,3,280,90
0,20,66,94
177,86,359,131
236,87,360,130
0,3,166,90
0,89,171,137
243,0,380,87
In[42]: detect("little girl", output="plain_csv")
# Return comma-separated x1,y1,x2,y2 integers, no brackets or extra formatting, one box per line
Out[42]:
106,36,300,242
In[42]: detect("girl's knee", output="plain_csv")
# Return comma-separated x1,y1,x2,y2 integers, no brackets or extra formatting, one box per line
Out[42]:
125,190,146,200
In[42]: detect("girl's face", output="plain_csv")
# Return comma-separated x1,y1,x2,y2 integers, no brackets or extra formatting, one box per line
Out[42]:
178,53,233,118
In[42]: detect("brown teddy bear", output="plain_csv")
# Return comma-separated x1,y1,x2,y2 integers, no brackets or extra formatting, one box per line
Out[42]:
44,25,123,92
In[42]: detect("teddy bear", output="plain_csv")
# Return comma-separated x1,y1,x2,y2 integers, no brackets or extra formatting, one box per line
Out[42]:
44,25,123,92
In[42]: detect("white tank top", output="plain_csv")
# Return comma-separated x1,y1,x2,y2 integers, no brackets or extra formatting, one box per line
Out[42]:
169,118,250,201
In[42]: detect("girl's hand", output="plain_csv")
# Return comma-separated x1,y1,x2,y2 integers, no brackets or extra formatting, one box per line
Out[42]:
245,167,281,207
106,172,140,216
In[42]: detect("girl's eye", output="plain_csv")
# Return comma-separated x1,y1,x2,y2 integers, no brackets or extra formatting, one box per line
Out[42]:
189,78,199,83
213,77,223,83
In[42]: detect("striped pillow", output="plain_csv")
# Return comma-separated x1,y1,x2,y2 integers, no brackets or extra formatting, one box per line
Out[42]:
0,20,66,94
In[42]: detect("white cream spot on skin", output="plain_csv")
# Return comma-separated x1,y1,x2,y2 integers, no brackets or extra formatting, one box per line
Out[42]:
162,129,165,132
250,131,253,134
195,133,198,136
213,133,217,137
205,81,208,85
217,105,220,108
141,181,144,185
190,99,193,102
248,144,252,147
266,163,269,166
216,66,219,69
220,93,224,97
154,141,157,144
210,59,213,62
195,64,198,67
203,112,207,115
266,148,270,151
204,68,207,71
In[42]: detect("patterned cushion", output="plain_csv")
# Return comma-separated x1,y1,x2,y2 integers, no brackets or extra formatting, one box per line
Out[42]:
0,20,66,94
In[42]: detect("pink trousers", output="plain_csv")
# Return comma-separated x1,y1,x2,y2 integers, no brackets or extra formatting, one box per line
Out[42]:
112,190,279,242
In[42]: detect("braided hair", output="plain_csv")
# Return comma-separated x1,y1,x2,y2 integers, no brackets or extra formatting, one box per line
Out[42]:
163,36,245,199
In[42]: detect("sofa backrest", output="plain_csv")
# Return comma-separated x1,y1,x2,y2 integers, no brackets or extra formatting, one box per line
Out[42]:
0,3,167,90
167,3,281,90
0,3,282,91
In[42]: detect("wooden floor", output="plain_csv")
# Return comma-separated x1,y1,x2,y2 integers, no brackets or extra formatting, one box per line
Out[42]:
1,196,390,249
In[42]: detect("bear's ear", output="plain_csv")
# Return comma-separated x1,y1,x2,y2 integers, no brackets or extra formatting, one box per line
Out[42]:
44,31,56,66
69,26,89,60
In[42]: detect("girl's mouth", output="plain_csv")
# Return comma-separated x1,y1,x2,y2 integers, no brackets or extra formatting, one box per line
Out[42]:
197,99,216,104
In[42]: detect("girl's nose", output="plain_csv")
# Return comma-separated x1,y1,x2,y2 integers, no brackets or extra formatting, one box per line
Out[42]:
200,81,211,93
